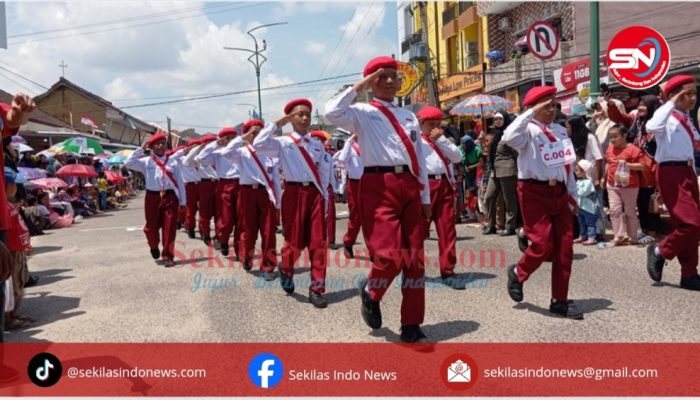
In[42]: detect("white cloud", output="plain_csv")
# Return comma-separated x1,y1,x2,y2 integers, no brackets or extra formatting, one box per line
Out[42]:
104,77,138,101
304,40,327,55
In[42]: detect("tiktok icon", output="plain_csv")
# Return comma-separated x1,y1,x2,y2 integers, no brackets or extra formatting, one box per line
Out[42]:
27,353,63,387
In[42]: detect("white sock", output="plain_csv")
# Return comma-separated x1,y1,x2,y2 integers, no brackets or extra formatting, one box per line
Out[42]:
365,283,371,293
654,246,661,257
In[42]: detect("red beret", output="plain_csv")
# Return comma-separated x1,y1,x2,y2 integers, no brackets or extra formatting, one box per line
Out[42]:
166,145,185,156
416,105,443,121
363,56,398,77
664,74,696,96
218,127,238,138
309,130,329,141
145,132,167,148
200,134,217,144
242,119,264,134
187,138,201,146
522,85,557,107
284,98,312,115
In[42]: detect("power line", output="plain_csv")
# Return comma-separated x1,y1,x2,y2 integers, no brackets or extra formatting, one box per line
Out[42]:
8,2,273,45
8,2,232,39
0,62,50,90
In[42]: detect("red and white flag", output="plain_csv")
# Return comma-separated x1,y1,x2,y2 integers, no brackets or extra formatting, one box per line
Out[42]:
80,113,98,128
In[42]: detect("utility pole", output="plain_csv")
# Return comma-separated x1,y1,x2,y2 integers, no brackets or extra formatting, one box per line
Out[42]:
589,1,600,103
418,2,438,107
315,109,324,130
166,116,172,149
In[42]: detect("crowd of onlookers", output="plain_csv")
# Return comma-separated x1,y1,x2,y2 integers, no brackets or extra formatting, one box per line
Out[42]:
437,83,700,248
3,138,139,331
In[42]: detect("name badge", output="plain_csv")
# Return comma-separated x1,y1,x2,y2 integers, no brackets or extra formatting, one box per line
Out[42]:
540,138,576,168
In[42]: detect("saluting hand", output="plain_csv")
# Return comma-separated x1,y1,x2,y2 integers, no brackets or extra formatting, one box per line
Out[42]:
7,92,36,128
276,110,301,127
671,87,692,105
353,68,384,94
532,98,554,114
428,127,443,141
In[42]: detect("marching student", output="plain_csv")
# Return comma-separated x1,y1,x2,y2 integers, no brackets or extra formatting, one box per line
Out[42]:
171,139,201,239
645,75,700,291
183,134,218,241
335,132,363,259
325,56,432,343
501,85,583,320
125,132,187,267
416,106,465,290
252,99,331,308
310,130,340,249
196,128,241,257
219,119,278,279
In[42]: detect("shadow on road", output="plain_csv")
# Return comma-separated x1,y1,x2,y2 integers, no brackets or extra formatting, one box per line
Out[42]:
370,320,481,346
324,288,358,305
513,298,614,318
573,253,588,260
29,246,63,256
30,269,73,286
10,292,84,342
424,272,497,287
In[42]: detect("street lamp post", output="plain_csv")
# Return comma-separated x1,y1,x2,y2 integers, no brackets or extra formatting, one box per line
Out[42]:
224,22,287,120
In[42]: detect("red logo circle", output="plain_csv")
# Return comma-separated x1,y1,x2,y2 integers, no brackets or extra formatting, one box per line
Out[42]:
607,26,671,90
440,353,478,391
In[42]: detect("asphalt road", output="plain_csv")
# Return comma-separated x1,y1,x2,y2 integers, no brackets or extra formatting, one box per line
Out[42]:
9,192,700,343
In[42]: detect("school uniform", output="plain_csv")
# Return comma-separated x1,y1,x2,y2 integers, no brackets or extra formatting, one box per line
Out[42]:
645,75,700,290
325,56,430,339
125,135,186,264
502,85,582,319
336,137,364,254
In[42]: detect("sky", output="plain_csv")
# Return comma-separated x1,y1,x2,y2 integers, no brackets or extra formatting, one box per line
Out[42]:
0,0,399,133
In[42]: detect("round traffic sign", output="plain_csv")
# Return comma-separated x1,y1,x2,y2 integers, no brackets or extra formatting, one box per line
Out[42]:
527,20,560,61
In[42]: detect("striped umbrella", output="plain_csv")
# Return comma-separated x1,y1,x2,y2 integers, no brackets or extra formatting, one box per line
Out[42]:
449,94,513,117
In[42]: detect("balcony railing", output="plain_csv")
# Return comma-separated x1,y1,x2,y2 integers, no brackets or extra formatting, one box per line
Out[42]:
400,30,422,54
442,6,456,25
458,1,474,14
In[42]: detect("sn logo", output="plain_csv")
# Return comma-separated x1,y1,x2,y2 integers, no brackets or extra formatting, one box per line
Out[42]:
608,37,661,78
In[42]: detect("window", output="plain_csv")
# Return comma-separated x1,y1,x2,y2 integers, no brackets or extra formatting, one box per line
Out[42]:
447,36,460,74
465,41,479,69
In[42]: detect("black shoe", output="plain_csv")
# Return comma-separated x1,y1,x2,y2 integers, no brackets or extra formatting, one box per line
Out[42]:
400,324,428,343
309,291,328,308
203,236,212,246
358,276,382,329
220,243,229,257
507,264,523,302
328,242,341,250
343,244,354,259
516,228,529,253
177,223,183,230
163,258,175,268
243,261,253,272
441,274,466,290
150,248,160,260
549,300,584,320
680,274,700,291
482,226,497,235
278,265,294,294
213,239,221,250
276,226,283,235
23,275,39,288
646,245,665,282
187,228,195,239
498,228,516,236
262,271,278,281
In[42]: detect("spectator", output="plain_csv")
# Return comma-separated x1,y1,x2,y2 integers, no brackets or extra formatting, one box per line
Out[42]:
605,125,646,246
22,195,50,231
574,160,600,245
484,110,518,236
97,171,109,211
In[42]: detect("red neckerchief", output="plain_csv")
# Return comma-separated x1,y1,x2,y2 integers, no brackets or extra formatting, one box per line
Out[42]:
246,144,277,203
288,134,322,193
671,110,697,146
369,99,424,190
421,134,455,191
151,154,179,191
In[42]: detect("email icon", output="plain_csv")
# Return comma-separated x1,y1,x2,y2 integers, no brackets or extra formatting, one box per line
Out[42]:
447,360,471,383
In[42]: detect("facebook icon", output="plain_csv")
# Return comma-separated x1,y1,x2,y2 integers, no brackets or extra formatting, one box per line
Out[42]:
248,353,284,389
